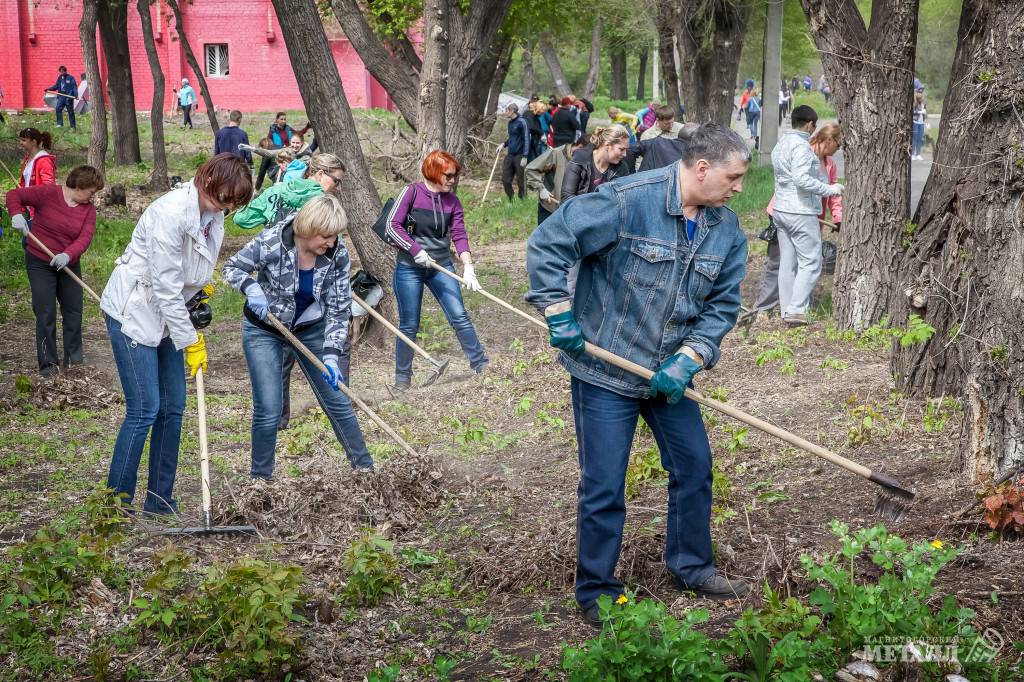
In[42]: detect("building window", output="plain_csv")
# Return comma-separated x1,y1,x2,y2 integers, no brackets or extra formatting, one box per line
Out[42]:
204,44,229,77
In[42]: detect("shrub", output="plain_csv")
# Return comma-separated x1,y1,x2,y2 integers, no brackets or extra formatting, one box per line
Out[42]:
343,530,404,606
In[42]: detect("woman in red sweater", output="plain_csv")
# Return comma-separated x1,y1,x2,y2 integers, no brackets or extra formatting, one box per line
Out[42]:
18,128,56,188
6,166,104,377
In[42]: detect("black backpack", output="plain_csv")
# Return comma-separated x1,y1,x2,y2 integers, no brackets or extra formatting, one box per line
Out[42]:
370,184,418,246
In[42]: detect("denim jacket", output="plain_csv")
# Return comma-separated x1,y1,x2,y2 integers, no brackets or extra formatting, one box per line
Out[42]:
526,163,748,399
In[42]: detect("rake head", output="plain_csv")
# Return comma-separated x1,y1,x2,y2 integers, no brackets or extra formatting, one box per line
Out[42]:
869,471,916,523
422,359,450,387
162,524,258,537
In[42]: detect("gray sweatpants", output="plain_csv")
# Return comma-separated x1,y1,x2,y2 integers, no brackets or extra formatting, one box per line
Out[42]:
753,235,781,312
774,210,822,317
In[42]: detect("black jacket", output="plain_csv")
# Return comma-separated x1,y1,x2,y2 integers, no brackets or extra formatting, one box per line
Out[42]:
631,136,687,172
560,145,634,201
550,107,580,146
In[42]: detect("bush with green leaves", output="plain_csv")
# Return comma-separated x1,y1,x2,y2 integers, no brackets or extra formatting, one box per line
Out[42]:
561,596,730,681
343,530,404,606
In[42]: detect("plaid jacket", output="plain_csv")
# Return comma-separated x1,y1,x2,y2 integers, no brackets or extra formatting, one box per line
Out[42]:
223,215,351,357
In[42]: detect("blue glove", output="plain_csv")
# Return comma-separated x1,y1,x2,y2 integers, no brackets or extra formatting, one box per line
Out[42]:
244,283,269,320
322,354,341,391
649,352,702,404
545,309,585,359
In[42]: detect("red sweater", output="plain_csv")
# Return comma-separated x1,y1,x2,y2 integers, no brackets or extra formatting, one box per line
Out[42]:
5,184,97,264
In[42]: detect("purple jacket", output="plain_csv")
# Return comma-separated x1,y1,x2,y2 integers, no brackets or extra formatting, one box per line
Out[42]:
386,182,470,265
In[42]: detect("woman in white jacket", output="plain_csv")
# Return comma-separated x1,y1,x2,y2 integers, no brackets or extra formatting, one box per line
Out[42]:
100,154,253,516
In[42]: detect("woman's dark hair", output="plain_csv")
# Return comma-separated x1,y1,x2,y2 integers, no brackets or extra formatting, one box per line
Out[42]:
19,128,53,151
791,105,818,129
66,166,105,191
194,153,254,208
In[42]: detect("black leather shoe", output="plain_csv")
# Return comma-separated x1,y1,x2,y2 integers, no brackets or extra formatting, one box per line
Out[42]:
580,603,603,629
686,573,750,600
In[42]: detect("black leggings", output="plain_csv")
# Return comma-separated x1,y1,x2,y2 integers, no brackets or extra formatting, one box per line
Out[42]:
26,252,83,371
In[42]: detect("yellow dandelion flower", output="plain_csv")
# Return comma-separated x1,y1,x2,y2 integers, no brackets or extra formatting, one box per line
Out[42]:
616,594,629,605
931,539,944,549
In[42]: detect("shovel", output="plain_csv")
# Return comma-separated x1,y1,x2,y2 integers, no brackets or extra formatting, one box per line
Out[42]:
426,261,915,522
351,292,449,387
264,312,421,459
163,368,258,537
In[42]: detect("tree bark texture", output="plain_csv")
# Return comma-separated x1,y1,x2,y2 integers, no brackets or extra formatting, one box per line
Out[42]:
890,0,1024,478
799,0,919,330
137,0,169,191
655,0,681,113
96,0,141,165
582,19,602,100
539,34,571,97
522,39,537,97
636,50,648,101
418,0,449,159
609,48,627,100
468,37,513,146
167,0,219,132
270,0,396,320
78,0,108,172
675,0,752,126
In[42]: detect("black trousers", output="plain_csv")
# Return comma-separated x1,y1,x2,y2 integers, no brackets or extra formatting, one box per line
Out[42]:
26,252,84,372
502,153,525,199
538,202,553,226
182,104,193,128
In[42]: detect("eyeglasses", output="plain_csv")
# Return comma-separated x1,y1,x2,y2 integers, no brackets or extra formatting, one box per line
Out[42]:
322,171,345,185
442,172,459,180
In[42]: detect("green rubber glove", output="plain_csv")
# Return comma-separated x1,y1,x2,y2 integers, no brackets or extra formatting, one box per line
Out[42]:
546,310,585,359
649,352,702,404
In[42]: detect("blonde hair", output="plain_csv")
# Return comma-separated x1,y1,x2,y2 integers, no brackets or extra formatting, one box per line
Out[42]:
304,152,347,179
529,100,547,116
810,122,842,146
275,149,295,165
293,193,348,238
589,123,631,148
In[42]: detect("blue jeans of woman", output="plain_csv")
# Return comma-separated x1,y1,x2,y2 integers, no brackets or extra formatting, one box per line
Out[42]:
747,112,761,140
912,122,925,156
243,319,373,478
571,377,715,609
105,316,185,515
392,259,488,385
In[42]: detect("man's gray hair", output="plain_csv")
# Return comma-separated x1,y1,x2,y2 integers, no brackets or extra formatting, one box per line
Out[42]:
680,123,751,167
506,103,519,114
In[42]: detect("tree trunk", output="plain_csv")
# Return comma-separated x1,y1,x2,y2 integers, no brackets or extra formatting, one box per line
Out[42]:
522,39,537,97
79,0,107,172
418,0,449,159
656,0,681,113
799,0,919,330
96,0,141,165
137,0,169,191
636,51,648,101
538,34,571,97
609,48,627,100
485,40,515,121
330,0,421,131
166,0,218,132
676,0,752,126
582,19,602,100
270,0,396,322
890,0,1024,478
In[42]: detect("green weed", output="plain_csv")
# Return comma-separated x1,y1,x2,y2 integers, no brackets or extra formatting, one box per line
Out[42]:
342,530,403,607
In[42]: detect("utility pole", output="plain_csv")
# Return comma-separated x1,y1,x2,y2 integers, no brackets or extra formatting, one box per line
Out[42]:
759,0,783,165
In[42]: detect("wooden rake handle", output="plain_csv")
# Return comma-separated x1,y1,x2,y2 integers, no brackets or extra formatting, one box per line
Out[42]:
25,231,102,304
194,368,214,524
264,313,420,459
350,292,440,367
426,261,877,482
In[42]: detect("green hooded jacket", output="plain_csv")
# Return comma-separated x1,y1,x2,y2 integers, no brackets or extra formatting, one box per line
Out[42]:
233,178,323,229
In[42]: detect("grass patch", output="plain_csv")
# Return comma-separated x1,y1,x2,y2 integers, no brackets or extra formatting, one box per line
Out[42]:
729,159,775,227
791,91,837,119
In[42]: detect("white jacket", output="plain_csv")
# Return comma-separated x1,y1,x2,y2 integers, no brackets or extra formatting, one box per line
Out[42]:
100,181,224,349
771,130,839,215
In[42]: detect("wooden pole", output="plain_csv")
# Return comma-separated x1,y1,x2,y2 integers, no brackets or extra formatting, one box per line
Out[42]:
25,231,102,303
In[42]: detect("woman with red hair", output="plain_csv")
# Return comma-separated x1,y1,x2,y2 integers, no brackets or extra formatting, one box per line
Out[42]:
385,150,489,391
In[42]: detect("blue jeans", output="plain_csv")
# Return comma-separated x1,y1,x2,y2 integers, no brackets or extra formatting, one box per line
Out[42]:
571,377,715,608
912,122,925,156
105,316,185,515
243,319,372,478
392,259,488,384
747,112,760,140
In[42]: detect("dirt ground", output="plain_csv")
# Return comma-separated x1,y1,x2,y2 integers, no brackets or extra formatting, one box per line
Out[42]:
0,115,1021,680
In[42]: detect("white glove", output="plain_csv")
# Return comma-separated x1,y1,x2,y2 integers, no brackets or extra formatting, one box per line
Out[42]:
519,157,528,168
827,183,844,196
238,143,254,152
538,187,559,205
413,250,434,267
11,214,29,236
461,263,482,292
50,253,70,270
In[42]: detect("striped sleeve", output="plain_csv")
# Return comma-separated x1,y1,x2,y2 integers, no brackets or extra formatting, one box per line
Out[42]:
386,184,420,254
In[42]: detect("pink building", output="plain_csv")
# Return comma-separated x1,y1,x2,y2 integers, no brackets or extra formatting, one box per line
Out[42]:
0,0,393,113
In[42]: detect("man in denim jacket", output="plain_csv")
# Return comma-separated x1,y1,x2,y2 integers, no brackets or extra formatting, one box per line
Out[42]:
526,123,751,627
